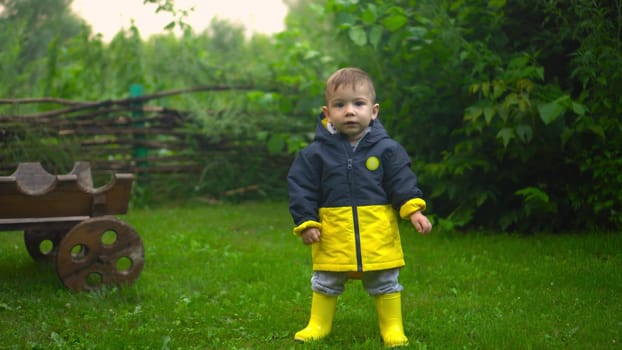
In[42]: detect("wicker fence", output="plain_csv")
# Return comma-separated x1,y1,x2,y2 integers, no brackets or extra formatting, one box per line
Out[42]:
0,86,296,201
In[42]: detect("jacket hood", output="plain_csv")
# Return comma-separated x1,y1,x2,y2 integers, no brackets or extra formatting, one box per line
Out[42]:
313,112,390,146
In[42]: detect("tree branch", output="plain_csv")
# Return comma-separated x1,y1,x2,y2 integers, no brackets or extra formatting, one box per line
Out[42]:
0,85,256,118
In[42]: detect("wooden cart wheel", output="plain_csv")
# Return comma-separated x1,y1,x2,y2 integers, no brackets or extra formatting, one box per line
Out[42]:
56,216,144,292
24,229,67,263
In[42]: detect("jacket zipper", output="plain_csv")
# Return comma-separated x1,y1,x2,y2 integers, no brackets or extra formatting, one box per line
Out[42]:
345,145,363,272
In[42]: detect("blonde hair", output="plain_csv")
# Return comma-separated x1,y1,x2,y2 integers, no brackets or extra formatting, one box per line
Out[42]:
325,67,376,103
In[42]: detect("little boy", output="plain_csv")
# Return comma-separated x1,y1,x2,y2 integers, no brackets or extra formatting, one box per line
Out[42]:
287,67,432,347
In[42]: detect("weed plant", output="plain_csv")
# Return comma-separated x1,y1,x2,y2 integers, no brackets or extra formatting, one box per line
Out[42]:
0,202,620,349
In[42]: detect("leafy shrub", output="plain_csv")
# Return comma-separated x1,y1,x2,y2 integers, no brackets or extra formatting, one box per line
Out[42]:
313,0,622,232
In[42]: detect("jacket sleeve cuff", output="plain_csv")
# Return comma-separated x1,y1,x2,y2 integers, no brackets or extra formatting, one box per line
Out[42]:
399,198,427,219
293,220,321,235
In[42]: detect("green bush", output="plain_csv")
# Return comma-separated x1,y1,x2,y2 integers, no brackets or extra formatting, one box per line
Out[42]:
312,0,622,232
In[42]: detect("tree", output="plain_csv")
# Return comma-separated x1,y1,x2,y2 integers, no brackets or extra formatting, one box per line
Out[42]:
307,0,622,231
0,0,87,97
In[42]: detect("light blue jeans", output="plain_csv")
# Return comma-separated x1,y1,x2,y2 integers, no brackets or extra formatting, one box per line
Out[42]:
311,268,403,296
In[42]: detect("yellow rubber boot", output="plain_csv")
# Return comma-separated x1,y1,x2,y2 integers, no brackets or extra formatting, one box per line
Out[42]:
375,292,409,347
294,292,338,342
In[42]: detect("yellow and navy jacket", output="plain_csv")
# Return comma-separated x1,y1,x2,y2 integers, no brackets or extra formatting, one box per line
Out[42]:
287,114,426,272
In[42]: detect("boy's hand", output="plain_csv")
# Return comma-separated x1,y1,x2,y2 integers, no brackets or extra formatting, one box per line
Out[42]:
301,227,321,245
410,211,432,234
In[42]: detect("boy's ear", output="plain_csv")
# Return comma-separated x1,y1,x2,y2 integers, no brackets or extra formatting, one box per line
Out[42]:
322,106,330,119
371,103,380,120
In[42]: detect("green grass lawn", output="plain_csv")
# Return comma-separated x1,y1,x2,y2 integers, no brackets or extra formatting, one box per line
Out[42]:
0,201,620,349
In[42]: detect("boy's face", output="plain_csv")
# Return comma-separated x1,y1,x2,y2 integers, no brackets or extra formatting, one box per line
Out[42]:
322,82,379,143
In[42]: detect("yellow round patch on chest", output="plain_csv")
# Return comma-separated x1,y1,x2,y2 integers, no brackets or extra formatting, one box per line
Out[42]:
366,156,380,171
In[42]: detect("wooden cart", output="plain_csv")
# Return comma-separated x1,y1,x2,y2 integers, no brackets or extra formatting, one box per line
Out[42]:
0,162,144,292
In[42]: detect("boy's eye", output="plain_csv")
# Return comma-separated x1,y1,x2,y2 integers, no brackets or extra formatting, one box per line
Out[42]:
333,102,344,108
355,101,366,106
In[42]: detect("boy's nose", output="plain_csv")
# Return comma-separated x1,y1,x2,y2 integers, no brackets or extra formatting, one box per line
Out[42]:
345,103,355,114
